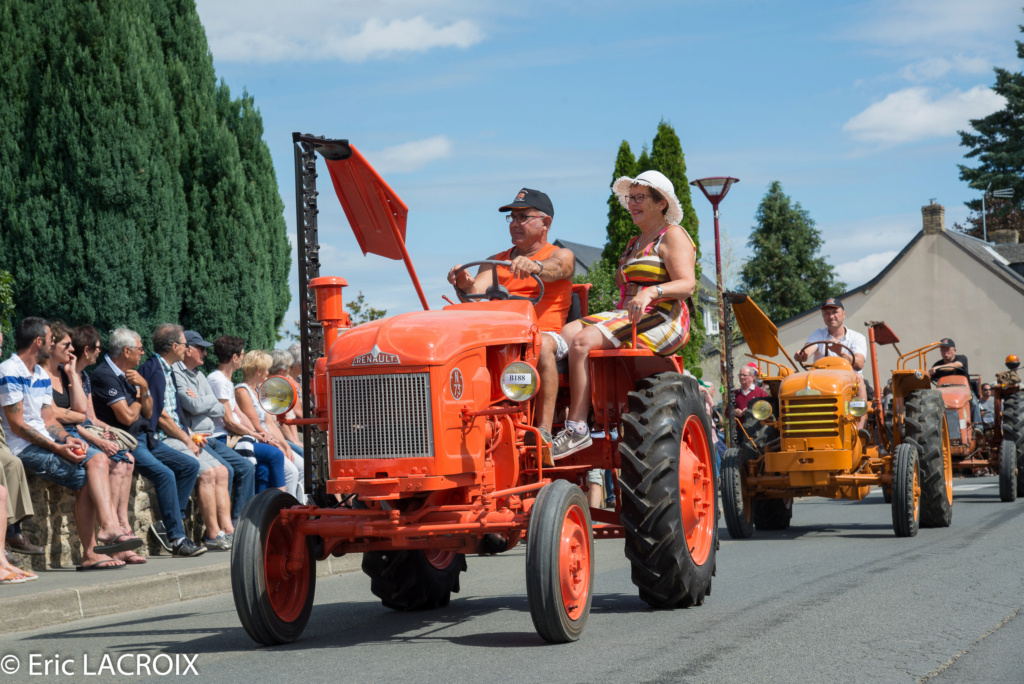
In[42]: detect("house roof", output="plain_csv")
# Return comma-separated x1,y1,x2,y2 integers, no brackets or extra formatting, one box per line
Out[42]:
992,241,1024,265
553,239,604,277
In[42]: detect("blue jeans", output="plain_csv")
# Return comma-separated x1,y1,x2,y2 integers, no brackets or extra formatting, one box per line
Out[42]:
17,443,97,492
131,439,199,541
203,438,255,521
213,436,286,492
286,440,304,459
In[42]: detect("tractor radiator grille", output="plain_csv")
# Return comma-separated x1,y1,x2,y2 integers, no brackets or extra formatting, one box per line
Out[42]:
945,409,961,443
781,397,840,438
331,373,433,459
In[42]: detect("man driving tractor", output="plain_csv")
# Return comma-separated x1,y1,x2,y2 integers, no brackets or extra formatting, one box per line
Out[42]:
447,188,575,446
794,297,869,429
931,337,982,425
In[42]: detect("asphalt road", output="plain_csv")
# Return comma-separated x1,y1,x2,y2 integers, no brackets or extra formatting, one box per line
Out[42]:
2,477,1023,684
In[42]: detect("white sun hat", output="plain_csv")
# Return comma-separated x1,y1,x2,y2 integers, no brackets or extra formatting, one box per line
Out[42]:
612,170,683,226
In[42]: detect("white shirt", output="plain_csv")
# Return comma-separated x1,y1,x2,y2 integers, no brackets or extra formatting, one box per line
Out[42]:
0,354,54,456
805,326,868,377
208,370,239,434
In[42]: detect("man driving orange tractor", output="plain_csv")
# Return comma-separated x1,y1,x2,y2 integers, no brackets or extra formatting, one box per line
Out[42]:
932,337,982,425
447,188,575,446
794,297,869,429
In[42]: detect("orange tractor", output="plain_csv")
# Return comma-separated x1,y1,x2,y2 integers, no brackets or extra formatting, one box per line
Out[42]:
229,134,718,645
882,347,1022,502
720,296,953,538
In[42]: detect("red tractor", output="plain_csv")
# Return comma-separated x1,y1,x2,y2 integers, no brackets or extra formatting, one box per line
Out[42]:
229,134,718,645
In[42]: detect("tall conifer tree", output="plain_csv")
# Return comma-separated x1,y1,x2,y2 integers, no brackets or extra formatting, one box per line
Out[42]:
740,181,845,322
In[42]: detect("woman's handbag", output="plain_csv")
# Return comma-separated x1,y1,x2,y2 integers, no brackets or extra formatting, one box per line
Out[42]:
79,424,139,451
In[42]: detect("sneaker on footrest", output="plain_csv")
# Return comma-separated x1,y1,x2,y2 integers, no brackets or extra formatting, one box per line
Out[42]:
149,521,172,552
551,427,592,460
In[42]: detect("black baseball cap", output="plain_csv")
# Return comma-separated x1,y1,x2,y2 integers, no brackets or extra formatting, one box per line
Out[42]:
498,188,554,218
821,297,844,310
184,330,212,348
939,337,955,348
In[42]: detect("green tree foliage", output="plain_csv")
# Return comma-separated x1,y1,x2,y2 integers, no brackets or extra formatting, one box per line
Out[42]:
584,121,704,376
346,291,387,325
0,0,288,352
740,181,845,322
958,14,1024,242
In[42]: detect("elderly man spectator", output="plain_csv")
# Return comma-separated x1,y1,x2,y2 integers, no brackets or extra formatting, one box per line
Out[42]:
140,324,233,551
1,317,142,570
448,188,575,448
208,336,286,494
0,329,43,567
172,330,255,525
732,365,769,420
979,382,995,426
91,328,205,557
794,297,869,430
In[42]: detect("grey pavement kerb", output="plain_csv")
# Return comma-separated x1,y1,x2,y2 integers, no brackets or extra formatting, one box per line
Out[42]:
0,552,362,634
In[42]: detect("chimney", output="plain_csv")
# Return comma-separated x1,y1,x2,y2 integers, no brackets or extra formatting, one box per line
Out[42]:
990,229,1019,245
922,200,945,234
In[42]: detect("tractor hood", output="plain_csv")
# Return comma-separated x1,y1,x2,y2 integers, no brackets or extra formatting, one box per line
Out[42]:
778,361,860,399
327,302,537,369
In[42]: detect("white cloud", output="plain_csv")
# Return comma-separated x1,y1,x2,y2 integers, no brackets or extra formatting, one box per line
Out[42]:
843,86,1005,144
195,1,485,63
369,136,454,174
845,0,1019,52
898,55,990,83
835,250,899,289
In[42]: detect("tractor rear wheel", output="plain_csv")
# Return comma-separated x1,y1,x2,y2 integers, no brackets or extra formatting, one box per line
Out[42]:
881,485,892,504
891,443,920,537
1002,393,1024,497
721,448,754,539
526,479,594,643
231,489,316,645
904,390,953,528
752,498,792,531
619,373,717,609
362,549,466,611
1000,439,1018,503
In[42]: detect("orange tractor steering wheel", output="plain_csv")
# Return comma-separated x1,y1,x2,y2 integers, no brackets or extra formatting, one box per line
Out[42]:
797,340,858,371
454,260,545,305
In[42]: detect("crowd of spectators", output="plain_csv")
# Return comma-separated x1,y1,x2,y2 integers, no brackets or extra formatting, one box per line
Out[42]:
0,317,306,580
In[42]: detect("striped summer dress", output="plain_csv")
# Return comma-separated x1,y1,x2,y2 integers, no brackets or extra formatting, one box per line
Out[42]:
580,226,691,355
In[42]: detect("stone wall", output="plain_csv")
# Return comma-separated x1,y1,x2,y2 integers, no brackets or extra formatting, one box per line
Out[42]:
21,473,203,570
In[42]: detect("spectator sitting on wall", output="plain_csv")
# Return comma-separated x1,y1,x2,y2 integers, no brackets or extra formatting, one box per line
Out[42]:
1,317,142,570
47,322,142,564
269,349,303,456
236,350,305,503
90,328,205,557
139,324,233,551
208,336,286,495
172,330,255,527
0,485,37,583
0,327,43,569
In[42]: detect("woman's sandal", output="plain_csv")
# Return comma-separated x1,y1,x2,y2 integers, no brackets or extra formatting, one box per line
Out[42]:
0,567,28,584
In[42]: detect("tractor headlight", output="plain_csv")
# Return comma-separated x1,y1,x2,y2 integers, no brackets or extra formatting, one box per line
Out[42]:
500,361,539,402
259,375,298,416
750,400,773,421
914,370,923,380
848,399,868,418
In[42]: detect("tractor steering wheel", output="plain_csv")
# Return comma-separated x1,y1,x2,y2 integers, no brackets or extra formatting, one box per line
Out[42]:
796,341,858,371
453,260,545,305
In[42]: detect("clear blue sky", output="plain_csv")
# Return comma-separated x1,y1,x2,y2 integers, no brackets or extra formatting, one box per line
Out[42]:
193,0,1021,338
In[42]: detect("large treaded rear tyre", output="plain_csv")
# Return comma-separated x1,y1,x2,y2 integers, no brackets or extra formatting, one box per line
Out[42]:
904,390,953,528
752,498,792,531
999,439,1017,502
1002,392,1024,497
721,448,753,539
891,443,920,537
362,549,466,611
619,373,717,609
526,479,594,643
231,490,315,645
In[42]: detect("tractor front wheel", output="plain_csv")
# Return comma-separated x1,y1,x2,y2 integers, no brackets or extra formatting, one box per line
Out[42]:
619,373,717,608
526,479,594,643
362,548,467,611
904,390,953,528
721,448,753,539
231,490,316,645
891,443,920,537
1000,439,1018,503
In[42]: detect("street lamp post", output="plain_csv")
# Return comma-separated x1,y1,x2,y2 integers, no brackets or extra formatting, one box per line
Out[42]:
691,176,739,446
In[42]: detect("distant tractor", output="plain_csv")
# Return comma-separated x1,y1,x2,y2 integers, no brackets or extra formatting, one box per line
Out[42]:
720,295,953,539
883,344,1022,503
229,134,717,646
